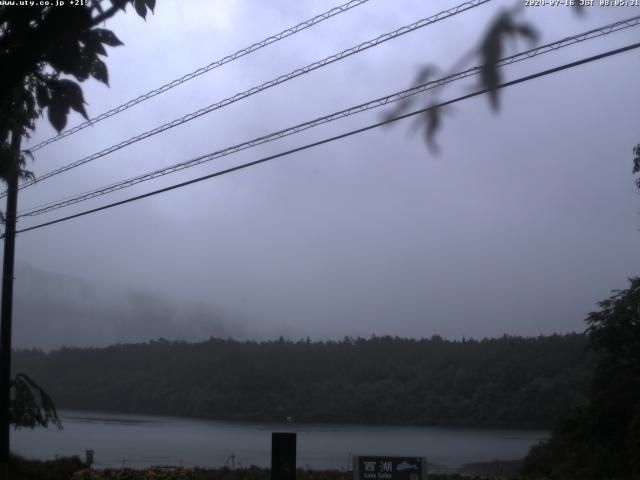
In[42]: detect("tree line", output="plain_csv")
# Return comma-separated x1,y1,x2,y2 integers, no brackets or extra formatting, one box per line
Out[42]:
522,278,640,479
14,333,591,429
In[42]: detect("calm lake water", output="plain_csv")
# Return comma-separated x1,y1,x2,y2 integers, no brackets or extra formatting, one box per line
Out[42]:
12,410,548,471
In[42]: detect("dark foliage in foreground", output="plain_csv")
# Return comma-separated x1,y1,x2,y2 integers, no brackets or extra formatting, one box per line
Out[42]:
71,467,533,480
15,333,590,428
522,278,640,479
10,373,61,430
8,456,533,480
0,0,154,182
10,453,85,480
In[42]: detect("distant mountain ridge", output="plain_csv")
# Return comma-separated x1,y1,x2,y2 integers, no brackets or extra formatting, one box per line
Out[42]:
14,334,592,428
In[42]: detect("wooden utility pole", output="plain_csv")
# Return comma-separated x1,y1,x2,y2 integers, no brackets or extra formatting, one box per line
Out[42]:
0,128,21,480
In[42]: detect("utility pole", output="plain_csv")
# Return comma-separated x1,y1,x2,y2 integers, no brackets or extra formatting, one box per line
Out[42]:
0,127,21,480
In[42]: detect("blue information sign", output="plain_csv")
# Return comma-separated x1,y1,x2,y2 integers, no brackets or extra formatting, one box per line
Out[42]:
353,455,426,480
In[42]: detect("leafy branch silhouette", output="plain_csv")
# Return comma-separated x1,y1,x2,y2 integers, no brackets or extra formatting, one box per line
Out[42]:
386,3,586,153
0,0,155,184
10,374,62,430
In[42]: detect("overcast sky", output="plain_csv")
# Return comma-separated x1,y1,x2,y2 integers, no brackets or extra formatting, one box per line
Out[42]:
6,0,640,349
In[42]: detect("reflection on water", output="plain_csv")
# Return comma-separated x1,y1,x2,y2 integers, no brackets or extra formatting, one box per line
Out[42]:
12,410,548,471
63,415,163,427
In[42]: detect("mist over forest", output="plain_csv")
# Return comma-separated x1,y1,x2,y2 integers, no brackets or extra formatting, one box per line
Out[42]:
12,261,246,350
13,260,597,351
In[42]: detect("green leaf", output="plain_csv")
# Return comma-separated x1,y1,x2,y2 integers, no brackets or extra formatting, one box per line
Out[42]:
10,374,62,430
478,12,537,111
90,58,109,85
23,91,36,118
110,0,129,11
35,84,50,108
47,101,69,133
70,51,94,82
49,79,88,119
424,105,441,154
145,0,155,13
134,0,147,19
46,79,88,130
18,149,35,182
45,41,84,75
480,14,506,110
93,28,123,47
80,30,107,56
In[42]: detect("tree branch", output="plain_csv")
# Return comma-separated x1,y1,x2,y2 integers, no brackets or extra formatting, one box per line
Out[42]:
90,0,128,27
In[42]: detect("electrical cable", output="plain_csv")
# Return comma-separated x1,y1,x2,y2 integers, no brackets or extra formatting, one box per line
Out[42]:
4,0,491,198
26,0,375,153
9,41,640,237
18,14,640,218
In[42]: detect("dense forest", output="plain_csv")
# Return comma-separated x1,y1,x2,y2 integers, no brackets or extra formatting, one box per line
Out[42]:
13,333,591,429
521,278,640,479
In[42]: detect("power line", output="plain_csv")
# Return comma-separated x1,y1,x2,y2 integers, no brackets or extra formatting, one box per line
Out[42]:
18,14,640,218
26,0,374,153
10,41,640,238
5,0,490,198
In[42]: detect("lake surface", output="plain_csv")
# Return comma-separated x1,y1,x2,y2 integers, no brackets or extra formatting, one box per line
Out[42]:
13,410,548,471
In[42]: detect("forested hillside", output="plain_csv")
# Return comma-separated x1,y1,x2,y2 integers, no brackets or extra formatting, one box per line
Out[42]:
14,334,591,428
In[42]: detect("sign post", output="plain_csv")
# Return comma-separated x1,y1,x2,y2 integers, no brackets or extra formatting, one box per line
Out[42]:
271,432,296,480
353,456,428,480
85,450,94,467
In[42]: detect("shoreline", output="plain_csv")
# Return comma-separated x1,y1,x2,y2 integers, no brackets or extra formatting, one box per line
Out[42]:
56,407,555,433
